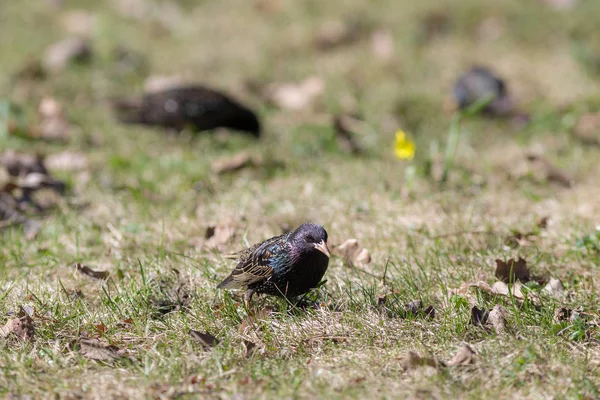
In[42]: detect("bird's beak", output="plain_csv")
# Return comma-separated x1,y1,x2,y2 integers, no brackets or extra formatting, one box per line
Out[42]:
314,240,331,258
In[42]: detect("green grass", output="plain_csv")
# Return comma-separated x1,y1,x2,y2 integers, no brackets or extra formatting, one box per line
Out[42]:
2,0,600,398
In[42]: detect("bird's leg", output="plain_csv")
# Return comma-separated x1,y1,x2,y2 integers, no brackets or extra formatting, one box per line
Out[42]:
243,289,255,312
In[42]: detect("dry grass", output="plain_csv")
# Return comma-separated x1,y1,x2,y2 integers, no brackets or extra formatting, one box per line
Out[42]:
2,0,600,398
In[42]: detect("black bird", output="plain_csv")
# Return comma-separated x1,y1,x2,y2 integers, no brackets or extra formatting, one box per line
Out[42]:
111,85,261,136
454,66,514,116
217,223,330,308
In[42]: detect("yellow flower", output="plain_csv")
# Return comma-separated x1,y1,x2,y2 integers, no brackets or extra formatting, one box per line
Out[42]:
394,130,415,160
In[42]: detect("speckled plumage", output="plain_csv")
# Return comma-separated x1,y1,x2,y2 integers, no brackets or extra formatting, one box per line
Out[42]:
112,85,261,136
217,223,330,306
454,66,513,116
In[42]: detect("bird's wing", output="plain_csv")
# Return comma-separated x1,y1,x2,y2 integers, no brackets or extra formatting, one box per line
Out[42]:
217,234,287,289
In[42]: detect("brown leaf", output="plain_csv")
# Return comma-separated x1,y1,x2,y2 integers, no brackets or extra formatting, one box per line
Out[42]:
242,340,257,357
573,113,600,146
45,151,89,172
75,263,110,280
488,305,508,334
263,77,324,111
0,315,34,340
526,152,573,188
34,97,71,142
448,344,477,366
495,258,530,283
334,238,371,265
370,29,394,60
470,306,488,326
333,115,364,154
543,278,565,298
43,37,92,73
95,324,107,334
189,330,219,349
314,19,363,51
553,307,572,323
61,10,96,36
400,351,443,370
403,300,435,319
204,224,235,250
238,306,274,334
79,338,120,361
211,152,254,174
143,75,185,94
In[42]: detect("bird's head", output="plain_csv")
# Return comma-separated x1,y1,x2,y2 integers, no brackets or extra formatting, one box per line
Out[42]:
289,223,330,258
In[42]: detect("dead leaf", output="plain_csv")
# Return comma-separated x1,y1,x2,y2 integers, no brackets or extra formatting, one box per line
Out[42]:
470,306,488,326
334,238,371,265
43,37,92,73
263,77,324,111
333,115,364,154
189,330,219,349
95,324,107,334
488,305,508,334
543,278,565,298
211,152,254,174
541,0,578,11
32,97,71,142
314,19,363,51
45,151,89,172
0,314,34,340
242,340,257,357
495,258,530,283
401,351,443,370
403,300,436,319
536,217,549,230
573,112,600,146
370,29,394,60
526,152,573,188
448,344,477,366
0,151,47,177
553,307,572,323
75,263,110,280
143,75,185,94
204,224,236,250
79,338,120,361
61,10,96,36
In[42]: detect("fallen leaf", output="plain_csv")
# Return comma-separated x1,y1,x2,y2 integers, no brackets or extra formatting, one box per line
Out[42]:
61,10,96,36
238,307,274,334
448,344,477,366
314,18,364,51
263,77,324,111
45,151,89,172
143,75,185,94
543,278,565,298
95,324,107,334
211,152,254,174
79,338,120,361
333,114,364,154
403,300,436,319
189,330,219,349
370,29,394,60
75,263,110,280
401,351,443,370
0,314,34,340
204,224,236,250
573,112,600,146
33,97,71,142
495,258,530,283
0,151,47,177
242,340,257,357
488,305,508,334
526,152,573,188
334,238,371,265
553,307,572,323
470,306,489,326
541,0,578,11
536,216,549,230
43,37,92,73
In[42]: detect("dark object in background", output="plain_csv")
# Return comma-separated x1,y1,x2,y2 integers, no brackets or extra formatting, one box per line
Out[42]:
454,66,514,116
111,85,261,137
217,223,330,308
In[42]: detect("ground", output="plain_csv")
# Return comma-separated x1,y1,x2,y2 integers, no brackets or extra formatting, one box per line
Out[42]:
1,0,600,398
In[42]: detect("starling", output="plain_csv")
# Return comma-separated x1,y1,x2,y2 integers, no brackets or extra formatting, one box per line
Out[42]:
217,223,330,308
111,85,261,136
453,66,513,116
